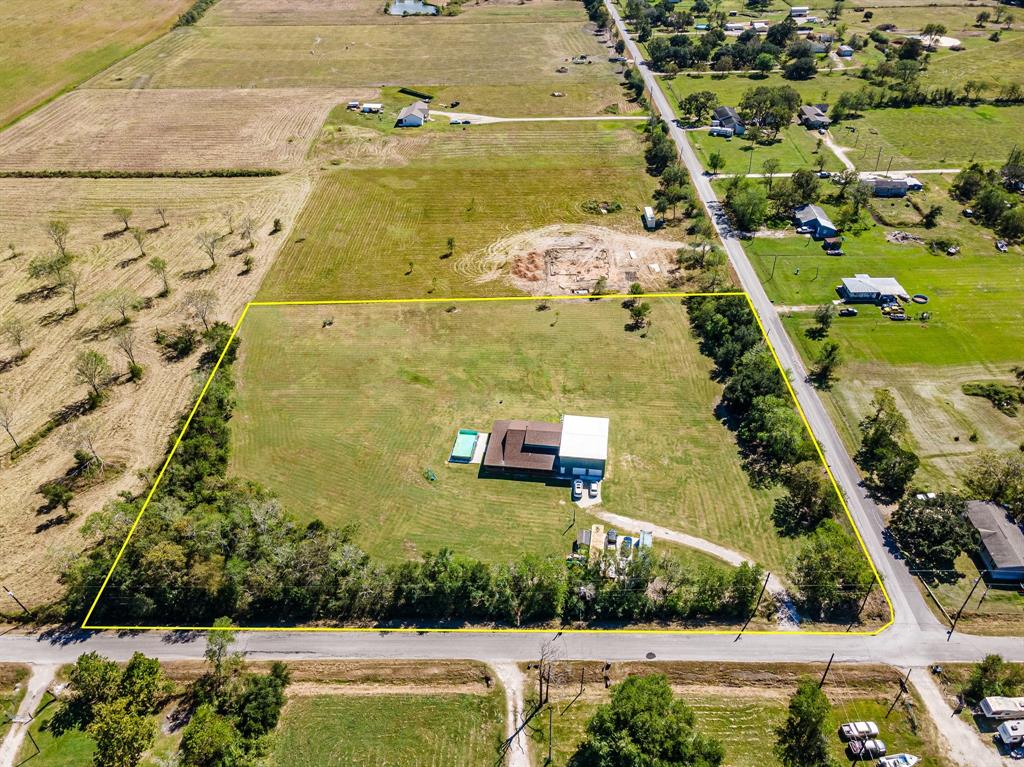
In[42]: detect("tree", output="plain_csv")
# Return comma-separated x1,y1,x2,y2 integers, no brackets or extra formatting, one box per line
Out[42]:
568,674,724,767
975,10,991,26
0,395,19,449
921,22,947,47
180,704,240,767
783,57,817,81
204,617,240,686
128,227,148,257
114,326,142,380
889,493,976,580
722,344,787,415
962,655,1024,704
680,90,718,122
1003,146,1024,190
791,520,873,619
773,461,842,535
790,168,821,204
112,208,133,232
118,652,169,714
74,349,111,403
87,699,154,767
755,52,775,75
921,203,943,228
761,157,780,191
774,678,833,767
41,482,74,512
855,389,918,499
738,394,813,470
999,206,1024,241
45,219,70,257
197,231,220,267
238,216,257,250
813,303,835,336
59,266,81,313
628,301,652,330
184,289,218,331
707,151,725,175
103,288,142,325
812,340,842,386
1,316,29,356
147,256,170,296
230,662,290,738
156,207,168,228
962,450,1024,520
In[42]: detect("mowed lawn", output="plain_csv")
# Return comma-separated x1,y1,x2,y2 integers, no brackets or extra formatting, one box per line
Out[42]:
0,0,190,126
270,692,504,766
533,691,950,767
258,120,658,301
691,125,844,175
838,104,1024,170
228,299,795,572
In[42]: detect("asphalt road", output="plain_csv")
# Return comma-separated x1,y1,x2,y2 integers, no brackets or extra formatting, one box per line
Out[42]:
604,0,938,636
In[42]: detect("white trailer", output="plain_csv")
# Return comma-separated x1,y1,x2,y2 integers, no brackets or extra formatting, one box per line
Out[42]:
980,697,1024,719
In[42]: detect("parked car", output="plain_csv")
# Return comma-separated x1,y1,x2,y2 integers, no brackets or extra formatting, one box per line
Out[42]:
818,127,827,135
449,118,461,125
817,170,831,178
838,307,858,317
889,313,908,321
461,119,472,125
572,479,584,500
849,739,886,759
588,481,600,499
840,721,879,741
877,756,920,767
997,240,1009,252
963,208,974,217
796,226,813,234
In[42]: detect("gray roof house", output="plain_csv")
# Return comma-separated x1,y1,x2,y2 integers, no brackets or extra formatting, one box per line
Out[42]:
866,176,909,197
710,106,745,136
799,104,831,129
395,100,429,128
838,44,854,57
967,501,1024,582
836,274,910,303
794,204,838,239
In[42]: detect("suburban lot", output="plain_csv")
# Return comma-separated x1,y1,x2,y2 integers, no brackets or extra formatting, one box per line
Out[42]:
0,0,191,126
0,174,309,607
691,125,845,175
228,298,798,572
530,662,953,767
259,119,661,300
0,89,371,172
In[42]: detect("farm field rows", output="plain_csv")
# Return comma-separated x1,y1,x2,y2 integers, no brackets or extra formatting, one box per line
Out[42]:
530,663,953,767
259,120,662,300
0,174,310,606
227,299,795,572
0,88,374,172
0,0,191,127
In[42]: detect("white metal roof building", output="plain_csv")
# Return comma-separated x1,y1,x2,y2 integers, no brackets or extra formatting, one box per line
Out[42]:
558,415,609,479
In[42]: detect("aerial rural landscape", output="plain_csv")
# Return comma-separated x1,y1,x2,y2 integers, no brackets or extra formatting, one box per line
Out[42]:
0,0,1021,763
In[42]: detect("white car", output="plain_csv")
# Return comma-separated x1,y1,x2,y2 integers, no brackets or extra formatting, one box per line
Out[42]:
572,479,584,500
877,755,920,767
840,721,880,741
588,481,599,499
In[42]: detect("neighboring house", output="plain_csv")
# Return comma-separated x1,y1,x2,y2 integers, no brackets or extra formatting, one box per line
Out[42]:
711,106,745,135
967,501,1024,583
817,32,835,43
643,206,657,230
395,100,429,127
865,177,909,197
836,273,910,303
751,21,770,32
794,204,838,239
838,44,854,57
725,22,745,31
790,5,809,16
799,104,831,129
808,41,829,54
482,414,609,481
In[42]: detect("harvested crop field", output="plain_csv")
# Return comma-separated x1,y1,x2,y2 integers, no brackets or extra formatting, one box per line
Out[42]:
0,89,370,172
88,21,620,90
0,174,309,607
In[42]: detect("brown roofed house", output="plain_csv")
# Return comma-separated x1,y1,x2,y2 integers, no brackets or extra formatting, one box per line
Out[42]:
483,419,562,473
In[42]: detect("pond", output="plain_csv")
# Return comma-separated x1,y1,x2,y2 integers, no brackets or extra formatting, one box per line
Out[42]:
388,0,438,15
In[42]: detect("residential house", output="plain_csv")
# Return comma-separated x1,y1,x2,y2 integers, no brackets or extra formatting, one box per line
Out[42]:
836,274,910,303
790,5,809,16
711,106,745,135
794,204,838,239
967,501,1024,583
866,177,909,197
395,100,429,127
482,414,609,481
838,44,854,57
799,104,831,129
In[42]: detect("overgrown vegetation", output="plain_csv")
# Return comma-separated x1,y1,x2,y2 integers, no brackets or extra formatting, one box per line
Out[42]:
961,655,1024,705
962,380,1024,416
0,169,280,179
175,0,222,27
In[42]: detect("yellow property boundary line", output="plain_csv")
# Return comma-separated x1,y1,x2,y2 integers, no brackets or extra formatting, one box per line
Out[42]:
81,291,895,635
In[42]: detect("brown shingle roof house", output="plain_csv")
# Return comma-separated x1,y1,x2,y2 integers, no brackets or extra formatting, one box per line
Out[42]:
483,419,562,472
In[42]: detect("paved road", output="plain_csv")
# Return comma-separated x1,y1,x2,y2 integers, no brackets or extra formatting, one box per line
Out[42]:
604,0,939,636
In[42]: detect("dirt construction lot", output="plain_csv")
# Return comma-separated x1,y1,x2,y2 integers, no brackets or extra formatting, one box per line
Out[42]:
0,174,309,607
0,89,373,172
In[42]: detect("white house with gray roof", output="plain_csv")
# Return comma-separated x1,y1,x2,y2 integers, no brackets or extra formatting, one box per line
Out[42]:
967,501,1024,582
396,100,429,128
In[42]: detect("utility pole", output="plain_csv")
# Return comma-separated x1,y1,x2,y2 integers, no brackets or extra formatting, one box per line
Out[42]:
735,572,771,641
947,575,983,639
874,146,883,171
548,705,553,765
819,653,835,688
769,254,778,281
3,585,30,615
748,145,755,175
884,157,893,177
886,669,912,717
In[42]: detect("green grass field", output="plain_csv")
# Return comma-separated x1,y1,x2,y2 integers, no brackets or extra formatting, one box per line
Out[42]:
228,298,799,572
0,665,29,740
660,71,867,116
922,553,1024,637
17,693,94,766
692,125,844,175
0,0,190,126
838,105,1024,170
532,688,951,767
270,692,505,766
259,119,658,300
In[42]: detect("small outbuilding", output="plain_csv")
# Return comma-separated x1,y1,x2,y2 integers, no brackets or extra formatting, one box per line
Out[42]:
967,500,1024,583
361,102,384,113
396,100,429,127
838,44,854,57
794,204,838,239
643,206,657,230
790,5,809,16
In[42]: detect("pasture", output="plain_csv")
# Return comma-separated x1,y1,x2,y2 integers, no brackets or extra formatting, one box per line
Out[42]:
691,125,844,175
0,0,190,127
531,663,951,767
0,88,368,172
259,120,660,300
837,105,1024,171
661,71,866,115
0,174,310,607
228,299,798,572
271,691,505,766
